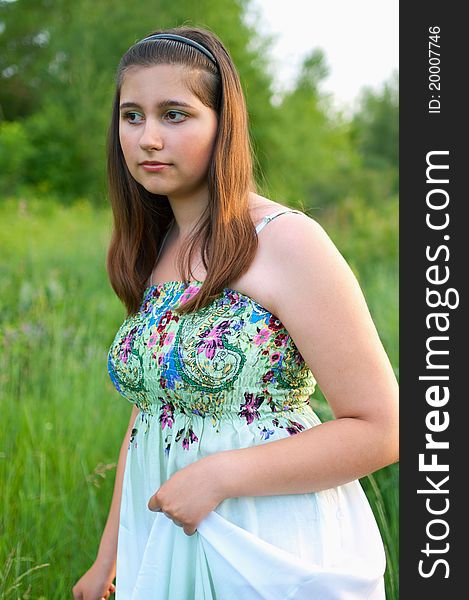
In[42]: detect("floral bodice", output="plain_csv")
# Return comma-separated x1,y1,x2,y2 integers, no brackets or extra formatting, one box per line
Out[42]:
107,279,317,453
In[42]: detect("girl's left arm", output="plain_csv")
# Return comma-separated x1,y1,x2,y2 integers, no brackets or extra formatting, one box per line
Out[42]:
211,214,399,499
148,215,398,533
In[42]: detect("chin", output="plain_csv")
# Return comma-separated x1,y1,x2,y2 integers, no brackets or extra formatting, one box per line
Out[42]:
136,179,171,195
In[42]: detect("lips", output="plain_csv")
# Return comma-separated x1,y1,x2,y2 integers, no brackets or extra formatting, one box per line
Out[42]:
141,161,171,165
140,162,172,172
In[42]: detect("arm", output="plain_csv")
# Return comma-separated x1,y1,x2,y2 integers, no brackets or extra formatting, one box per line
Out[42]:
147,215,399,533
213,215,399,499
95,404,140,569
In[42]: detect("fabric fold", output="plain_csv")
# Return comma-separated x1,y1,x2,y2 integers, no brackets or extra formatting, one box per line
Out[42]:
197,510,385,599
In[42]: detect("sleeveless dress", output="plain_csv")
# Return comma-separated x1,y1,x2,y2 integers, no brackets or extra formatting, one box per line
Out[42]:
107,209,386,599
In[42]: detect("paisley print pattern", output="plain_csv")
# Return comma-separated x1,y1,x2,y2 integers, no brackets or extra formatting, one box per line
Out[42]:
174,299,246,392
107,280,317,453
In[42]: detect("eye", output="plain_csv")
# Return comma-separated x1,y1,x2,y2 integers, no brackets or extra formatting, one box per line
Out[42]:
121,110,188,125
164,110,187,123
122,111,143,124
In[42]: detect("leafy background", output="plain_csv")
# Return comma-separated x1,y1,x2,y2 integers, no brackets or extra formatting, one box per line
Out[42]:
0,0,398,598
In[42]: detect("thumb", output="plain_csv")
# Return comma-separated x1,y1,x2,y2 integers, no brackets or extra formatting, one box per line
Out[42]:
148,490,162,512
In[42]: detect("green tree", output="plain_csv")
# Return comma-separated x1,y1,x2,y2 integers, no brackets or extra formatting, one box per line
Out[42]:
351,71,399,196
0,0,63,121
0,0,281,203
264,48,362,210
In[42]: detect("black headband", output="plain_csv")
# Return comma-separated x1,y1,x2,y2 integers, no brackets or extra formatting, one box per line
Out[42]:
135,33,218,68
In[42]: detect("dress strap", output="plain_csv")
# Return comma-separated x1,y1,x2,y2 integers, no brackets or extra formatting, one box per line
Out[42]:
255,209,303,234
150,211,301,285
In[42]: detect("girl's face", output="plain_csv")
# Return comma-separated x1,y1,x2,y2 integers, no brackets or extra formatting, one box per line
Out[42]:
119,64,218,200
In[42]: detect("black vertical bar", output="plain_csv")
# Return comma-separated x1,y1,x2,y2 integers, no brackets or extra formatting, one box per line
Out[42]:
400,2,465,597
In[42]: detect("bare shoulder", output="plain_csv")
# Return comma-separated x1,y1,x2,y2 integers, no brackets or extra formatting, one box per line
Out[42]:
228,193,307,304
254,209,338,311
263,212,398,424
237,192,365,325
236,198,398,428
248,192,294,224
264,212,367,326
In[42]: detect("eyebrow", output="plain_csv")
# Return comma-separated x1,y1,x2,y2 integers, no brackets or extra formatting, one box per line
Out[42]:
119,99,196,111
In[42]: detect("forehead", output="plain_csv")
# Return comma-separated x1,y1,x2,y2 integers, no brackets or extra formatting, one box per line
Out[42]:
120,64,200,105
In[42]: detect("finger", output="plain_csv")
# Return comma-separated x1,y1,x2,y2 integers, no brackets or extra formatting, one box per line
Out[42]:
183,525,198,536
147,494,162,512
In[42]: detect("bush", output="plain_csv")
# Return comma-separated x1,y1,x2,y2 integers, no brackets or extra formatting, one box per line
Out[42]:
0,120,35,197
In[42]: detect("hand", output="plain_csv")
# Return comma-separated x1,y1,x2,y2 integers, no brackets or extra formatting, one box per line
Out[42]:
148,454,226,536
72,558,116,599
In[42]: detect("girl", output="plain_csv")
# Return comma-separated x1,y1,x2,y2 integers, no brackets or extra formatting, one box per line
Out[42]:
73,25,398,600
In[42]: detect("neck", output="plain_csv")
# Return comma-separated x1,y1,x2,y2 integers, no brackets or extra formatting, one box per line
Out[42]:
166,186,210,239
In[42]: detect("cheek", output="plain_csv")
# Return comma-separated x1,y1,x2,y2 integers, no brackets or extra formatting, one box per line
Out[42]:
119,132,135,166
182,127,217,166
118,133,138,176
119,129,129,154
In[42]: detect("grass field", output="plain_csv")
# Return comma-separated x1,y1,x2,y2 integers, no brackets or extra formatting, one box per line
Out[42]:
0,196,399,599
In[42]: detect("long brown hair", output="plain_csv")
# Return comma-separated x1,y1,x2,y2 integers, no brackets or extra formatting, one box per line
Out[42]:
106,25,260,316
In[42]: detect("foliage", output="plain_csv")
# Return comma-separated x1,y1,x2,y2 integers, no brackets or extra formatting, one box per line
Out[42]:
0,1,398,597
0,120,35,196
262,49,362,210
351,71,399,195
0,0,279,203
0,0,398,209
323,195,399,270
0,195,398,598
0,0,62,121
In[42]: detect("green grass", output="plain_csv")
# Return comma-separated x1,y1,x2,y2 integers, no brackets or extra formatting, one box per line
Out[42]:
0,196,399,599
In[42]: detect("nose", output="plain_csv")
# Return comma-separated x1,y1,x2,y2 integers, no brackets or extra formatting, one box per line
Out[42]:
138,117,164,151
